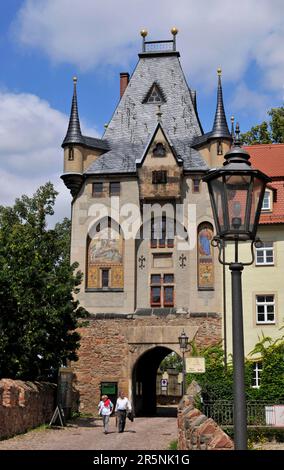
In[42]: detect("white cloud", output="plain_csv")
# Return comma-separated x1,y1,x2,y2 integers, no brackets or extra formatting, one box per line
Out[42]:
14,0,284,92
230,83,271,122
0,91,96,224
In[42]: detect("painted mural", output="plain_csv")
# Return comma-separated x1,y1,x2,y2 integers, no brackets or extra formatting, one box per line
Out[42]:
87,227,123,289
198,222,214,290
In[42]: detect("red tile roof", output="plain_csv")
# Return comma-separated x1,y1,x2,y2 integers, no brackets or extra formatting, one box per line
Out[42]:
244,144,284,224
244,143,284,177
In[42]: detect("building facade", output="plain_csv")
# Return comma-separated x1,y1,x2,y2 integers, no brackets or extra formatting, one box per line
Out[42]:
225,144,284,382
61,31,233,414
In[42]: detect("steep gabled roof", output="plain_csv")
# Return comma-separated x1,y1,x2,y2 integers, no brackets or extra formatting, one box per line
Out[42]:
85,50,208,175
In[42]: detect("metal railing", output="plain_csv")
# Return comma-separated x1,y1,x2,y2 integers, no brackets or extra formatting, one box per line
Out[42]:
144,40,175,53
202,401,278,426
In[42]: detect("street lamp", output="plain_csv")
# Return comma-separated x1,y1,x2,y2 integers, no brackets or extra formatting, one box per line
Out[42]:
203,125,271,450
178,329,189,396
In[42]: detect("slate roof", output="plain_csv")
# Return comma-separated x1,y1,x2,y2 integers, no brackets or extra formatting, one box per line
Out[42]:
85,53,208,174
62,79,109,151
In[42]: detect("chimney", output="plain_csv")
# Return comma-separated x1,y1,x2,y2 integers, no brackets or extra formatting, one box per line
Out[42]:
120,72,129,98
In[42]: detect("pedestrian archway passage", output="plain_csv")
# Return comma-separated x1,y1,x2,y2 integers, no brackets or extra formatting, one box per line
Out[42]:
132,346,180,417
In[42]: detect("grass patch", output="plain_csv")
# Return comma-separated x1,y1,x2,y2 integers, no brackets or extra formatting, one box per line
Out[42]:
168,439,178,450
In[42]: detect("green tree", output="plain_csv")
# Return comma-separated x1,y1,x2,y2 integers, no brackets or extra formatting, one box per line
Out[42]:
241,106,284,144
159,352,183,372
0,183,87,381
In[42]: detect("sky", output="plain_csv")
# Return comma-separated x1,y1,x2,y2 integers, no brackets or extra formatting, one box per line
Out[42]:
0,0,284,223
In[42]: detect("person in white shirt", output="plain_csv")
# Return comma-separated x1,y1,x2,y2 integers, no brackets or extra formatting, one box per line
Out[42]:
115,391,132,433
98,395,113,434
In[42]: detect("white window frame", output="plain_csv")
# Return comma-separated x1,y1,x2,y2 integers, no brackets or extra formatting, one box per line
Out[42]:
261,191,271,211
256,295,275,324
255,242,274,266
252,362,262,388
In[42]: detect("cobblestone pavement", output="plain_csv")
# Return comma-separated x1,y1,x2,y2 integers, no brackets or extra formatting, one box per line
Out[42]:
0,416,177,451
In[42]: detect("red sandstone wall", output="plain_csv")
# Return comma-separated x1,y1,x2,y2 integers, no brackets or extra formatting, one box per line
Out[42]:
178,396,233,450
0,379,56,439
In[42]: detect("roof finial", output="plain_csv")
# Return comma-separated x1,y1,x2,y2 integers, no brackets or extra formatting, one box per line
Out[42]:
231,115,235,137
210,67,231,140
156,104,162,123
171,27,178,51
140,29,148,52
62,75,84,147
234,122,242,147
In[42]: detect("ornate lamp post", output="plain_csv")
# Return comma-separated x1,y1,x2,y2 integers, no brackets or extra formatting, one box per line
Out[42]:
178,330,189,396
203,125,271,450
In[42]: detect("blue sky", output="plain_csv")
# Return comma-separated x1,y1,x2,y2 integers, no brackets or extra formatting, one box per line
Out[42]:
0,0,283,222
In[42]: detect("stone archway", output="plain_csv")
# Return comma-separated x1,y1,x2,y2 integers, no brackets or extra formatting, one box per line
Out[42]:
132,345,176,417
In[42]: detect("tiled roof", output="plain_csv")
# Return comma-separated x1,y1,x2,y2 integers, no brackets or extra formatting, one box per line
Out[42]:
245,143,284,177
245,144,284,224
85,54,208,175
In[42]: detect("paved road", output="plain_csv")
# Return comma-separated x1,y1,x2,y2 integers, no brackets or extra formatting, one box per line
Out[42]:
0,416,177,451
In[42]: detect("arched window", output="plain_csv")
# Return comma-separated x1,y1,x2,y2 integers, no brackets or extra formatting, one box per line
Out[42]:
197,222,214,290
86,218,124,290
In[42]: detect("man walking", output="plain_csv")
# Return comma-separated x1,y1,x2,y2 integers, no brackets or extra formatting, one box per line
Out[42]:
115,391,132,433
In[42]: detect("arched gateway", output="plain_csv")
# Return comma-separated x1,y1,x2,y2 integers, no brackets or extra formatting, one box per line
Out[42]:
61,31,230,414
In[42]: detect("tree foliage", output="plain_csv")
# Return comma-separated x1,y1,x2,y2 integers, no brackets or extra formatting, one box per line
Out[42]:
0,183,87,381
241,106,284,145
188,334,284,402
159,352,183,372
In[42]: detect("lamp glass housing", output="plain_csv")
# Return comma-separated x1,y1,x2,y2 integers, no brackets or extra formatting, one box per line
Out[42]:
178,331,189,350
208,171,266,241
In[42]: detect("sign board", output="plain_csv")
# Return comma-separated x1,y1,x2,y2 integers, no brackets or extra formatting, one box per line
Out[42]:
186,357,205,373
160,378,168,387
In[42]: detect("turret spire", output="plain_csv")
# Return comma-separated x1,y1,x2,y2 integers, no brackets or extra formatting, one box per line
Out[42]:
62,76,84,147
211,68,231,139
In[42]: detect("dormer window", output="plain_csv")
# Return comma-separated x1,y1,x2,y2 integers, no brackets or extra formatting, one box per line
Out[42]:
153,143,166,157
142,82,166,104
262,191,271,211
68,147,74,161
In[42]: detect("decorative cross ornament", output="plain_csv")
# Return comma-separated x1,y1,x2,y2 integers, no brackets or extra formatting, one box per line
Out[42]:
139,255,146,269
179,254,186,268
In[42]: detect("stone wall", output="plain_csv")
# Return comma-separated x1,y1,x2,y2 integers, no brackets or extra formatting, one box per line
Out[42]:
72,313,222,414
0,379,56,439
177,384,233,450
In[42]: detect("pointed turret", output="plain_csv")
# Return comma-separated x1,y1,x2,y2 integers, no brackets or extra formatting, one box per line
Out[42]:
62,77,85,147
211,68,231,139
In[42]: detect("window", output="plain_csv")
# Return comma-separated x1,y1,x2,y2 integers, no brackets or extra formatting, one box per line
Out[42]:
256,242,274,265
101,269,109,288
262,191,271,211
151,286,161,306
152,170,167,184
150,273,174,307
217,141,223,155
252,362,262,388
256,295,275,324
164,273,174,284
153,143,166,157
146,84,163,103
68,147,74,161
192,178,200,193
164,286,174,306
151,274,162,284
110,182,120,196
151,216,174,248
92,182,103,197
